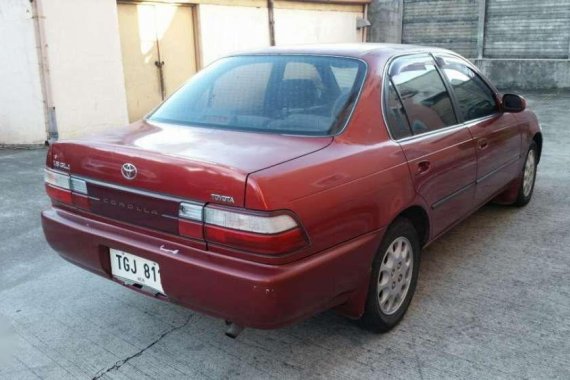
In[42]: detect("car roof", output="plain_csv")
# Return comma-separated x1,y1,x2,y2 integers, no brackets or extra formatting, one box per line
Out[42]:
232,43,457,60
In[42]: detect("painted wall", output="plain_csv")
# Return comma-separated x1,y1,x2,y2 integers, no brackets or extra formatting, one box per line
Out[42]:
0,0,46,145
1,0,367,145
199,4,270,66
41,0,129,140
274,8,363,45
198,4,364,66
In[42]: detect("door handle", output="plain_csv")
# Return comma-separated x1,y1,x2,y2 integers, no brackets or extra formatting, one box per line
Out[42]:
417,160,431,175
478,138,489,150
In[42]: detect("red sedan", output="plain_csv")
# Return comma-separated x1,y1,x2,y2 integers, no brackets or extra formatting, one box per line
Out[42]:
42,44,542,336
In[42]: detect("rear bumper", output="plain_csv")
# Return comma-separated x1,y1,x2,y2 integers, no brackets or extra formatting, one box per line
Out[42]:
41,207,382,329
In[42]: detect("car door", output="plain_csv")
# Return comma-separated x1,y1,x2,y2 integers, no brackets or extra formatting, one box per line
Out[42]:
435,54,522,206
384,54,477,238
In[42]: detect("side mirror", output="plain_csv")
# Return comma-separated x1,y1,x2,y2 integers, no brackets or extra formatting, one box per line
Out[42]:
502,94,526,113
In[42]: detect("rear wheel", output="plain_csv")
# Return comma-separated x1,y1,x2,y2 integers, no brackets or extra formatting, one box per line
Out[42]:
514,142,538,207
359,218,420,333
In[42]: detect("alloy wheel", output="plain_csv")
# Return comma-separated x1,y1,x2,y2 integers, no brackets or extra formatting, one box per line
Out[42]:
523,149,536,197
377,237,414,315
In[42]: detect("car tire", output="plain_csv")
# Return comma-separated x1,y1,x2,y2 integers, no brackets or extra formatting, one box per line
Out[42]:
513,142,538,207
359,217,421,333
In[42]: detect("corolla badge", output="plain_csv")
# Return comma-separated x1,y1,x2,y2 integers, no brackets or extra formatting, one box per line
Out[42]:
121,163,137,180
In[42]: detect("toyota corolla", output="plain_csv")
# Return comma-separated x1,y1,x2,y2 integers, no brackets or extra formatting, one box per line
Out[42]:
41,44,542,336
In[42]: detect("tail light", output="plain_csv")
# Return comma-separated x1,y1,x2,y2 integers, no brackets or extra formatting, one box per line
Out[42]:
177,202,204,240
44,168,90,209
178,203,307,255
45,167,307,256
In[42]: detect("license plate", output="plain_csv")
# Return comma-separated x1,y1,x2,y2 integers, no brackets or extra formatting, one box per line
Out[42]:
110,249,164,294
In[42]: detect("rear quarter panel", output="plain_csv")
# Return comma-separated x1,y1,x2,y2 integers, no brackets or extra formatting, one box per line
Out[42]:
246,140,414,258
246,54,418,261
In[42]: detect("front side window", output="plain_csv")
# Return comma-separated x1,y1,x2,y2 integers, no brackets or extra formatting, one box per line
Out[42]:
149,55,366,136
438,55,499,121
388,55,457,136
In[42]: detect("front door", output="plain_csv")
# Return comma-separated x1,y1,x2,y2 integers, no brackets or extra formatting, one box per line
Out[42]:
117,2,198,121
385,54,477,238
468,114,522,205
435,54,522,206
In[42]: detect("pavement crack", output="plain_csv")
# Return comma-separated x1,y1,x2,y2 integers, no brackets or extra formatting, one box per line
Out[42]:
92,314,192,380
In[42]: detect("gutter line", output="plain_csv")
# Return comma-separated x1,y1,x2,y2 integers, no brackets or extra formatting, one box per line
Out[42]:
267,0,276,46
31,0,58,143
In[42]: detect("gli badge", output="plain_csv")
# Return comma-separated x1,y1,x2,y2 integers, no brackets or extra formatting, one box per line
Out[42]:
121,163,137,180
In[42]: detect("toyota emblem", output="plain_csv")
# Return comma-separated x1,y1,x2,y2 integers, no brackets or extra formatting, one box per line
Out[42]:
121,163,137,180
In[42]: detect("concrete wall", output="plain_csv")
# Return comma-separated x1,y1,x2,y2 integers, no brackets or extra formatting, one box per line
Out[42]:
474,59,570,91
484,0,570,59
368,0,402,44
402,0,479,58
0,0,46,145
40,0,129,140
367,0,570,90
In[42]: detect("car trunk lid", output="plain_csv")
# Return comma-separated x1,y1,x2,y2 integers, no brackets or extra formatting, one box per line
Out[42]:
48,121,331,236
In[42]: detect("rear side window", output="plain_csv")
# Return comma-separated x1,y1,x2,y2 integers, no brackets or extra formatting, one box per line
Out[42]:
387,55,457,136
149,55,366,136
438,56,499,121
385,80,412,139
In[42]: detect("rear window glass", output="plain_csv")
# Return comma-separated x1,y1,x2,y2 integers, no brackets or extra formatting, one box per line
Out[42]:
149,55,366,136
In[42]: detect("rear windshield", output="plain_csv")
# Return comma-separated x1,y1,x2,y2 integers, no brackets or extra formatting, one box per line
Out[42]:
149,55,367,136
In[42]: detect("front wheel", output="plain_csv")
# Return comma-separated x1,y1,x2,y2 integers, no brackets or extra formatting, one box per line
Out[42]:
359,218,420,333
514,142,538,207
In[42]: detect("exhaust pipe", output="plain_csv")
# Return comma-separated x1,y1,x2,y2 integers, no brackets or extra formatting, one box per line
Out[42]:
225,321,244,339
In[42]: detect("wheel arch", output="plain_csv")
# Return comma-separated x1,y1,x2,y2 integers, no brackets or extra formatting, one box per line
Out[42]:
396,205,430,247
533,132,543,163
334,204,430,320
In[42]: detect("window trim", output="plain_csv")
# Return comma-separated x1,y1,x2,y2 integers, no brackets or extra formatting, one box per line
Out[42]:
396,113,498,143
381,51,503,143
430,53,462,124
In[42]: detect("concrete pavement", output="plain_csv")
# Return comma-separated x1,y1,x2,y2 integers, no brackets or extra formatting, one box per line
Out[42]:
0,92,569,379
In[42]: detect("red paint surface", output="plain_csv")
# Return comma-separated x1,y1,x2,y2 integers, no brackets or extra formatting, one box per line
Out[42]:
41,45,542,329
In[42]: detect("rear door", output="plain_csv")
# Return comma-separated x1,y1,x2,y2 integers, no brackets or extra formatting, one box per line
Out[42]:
435,55,522,206
385,54,477,238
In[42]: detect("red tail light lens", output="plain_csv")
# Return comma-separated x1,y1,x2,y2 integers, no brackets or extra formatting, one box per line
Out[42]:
45,183,73,204
204,224,307,255
177,203,308,255
202,206,308,255
44,168,89,209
